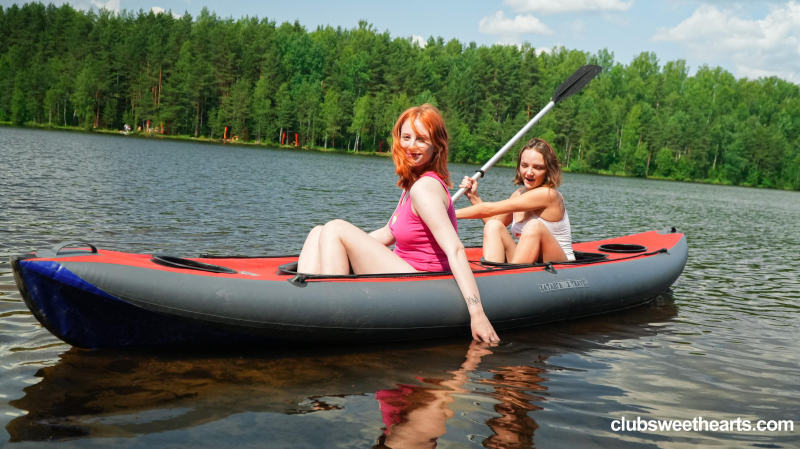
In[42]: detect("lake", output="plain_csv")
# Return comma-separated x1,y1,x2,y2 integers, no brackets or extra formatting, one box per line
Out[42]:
1,127,797,448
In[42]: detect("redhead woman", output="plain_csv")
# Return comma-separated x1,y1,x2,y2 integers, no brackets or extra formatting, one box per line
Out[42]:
456,138,575,264
297,104,499,343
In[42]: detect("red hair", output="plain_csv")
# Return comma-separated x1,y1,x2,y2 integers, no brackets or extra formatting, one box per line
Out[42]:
391,104,451,191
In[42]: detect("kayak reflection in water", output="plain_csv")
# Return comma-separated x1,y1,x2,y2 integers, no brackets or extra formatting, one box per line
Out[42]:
373,340,546,448
456,138,575,264
297,104,498,343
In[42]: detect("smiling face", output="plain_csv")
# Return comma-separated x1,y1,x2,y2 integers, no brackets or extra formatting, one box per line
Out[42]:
391,104,451,190
399,119,435,169
513,138,561,189
518,149,547,190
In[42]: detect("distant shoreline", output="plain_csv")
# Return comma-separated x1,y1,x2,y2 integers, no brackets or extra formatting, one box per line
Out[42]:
0,121,394,157
2,122,794,191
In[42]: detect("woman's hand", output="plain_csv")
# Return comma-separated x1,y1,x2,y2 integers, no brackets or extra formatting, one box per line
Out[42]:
460,176,479,201
470,311,500,343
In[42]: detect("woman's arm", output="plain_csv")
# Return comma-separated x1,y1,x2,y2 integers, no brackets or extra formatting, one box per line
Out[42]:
368,223,396,247
457,187,556,219
410,178,500,343
456,176,512,225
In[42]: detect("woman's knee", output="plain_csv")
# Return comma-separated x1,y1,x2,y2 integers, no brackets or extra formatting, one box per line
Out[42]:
301,225,324,246
520,220,545,238
320,219,351,241
303,225,324,244
307,225,324,238
322,219,350,232
483,219,506,237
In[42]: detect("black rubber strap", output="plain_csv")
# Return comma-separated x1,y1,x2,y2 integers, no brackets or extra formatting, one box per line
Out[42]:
476,169,485,178
53,241,98,255
279,248,670,282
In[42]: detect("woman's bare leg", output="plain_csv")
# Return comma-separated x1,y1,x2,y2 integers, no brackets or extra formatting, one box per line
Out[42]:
483,219,517,263
297,225,324,273
318,219,417,275
511,220,567,264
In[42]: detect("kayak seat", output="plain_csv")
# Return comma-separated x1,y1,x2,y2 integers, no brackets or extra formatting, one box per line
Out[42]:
151,254,238,274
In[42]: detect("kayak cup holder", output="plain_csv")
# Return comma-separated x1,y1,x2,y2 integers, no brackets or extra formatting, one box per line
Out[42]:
597,243,647,254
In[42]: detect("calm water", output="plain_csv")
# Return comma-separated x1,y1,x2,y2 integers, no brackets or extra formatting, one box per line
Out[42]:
0,127,798,448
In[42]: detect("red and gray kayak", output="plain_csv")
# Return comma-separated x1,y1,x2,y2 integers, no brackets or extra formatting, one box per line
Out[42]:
10,228,687,349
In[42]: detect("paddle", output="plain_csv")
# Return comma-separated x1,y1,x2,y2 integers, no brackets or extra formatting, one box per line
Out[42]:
451,64,602,202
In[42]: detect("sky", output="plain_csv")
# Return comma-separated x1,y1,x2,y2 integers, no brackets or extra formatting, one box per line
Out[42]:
3,0,800,84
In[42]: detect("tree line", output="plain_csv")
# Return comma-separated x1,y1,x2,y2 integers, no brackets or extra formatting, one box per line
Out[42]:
2,2,800,189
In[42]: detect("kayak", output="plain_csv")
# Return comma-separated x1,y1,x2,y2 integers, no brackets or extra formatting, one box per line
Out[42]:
11,228,687,349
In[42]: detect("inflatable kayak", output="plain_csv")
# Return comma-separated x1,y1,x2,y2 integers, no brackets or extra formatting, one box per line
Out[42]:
11,228,687,349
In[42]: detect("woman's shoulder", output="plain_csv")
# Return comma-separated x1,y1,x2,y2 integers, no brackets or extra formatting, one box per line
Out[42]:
518,186,562,208
534,186,564,205
410,175,445,194
409,176,449,202
525,186,560,196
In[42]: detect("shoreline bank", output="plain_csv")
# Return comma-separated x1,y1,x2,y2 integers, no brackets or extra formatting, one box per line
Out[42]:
2,122,795,191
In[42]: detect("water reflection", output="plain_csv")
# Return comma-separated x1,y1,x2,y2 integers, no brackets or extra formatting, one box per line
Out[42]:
374,343,548,449
374,341,493,448
8,295,678,446
482,364,545,449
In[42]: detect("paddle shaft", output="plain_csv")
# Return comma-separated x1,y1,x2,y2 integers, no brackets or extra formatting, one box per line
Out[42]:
451,100,556,202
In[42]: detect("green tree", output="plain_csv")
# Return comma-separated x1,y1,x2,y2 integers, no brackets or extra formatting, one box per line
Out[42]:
275,82,295,144
208,106,226,139
252,75,274,143
225,79,252,139
11,83,27,124
71,60,109,129
322,88,342,149
295,80,322,147
349,94,371,152
619,103,650,176
654,148,675,178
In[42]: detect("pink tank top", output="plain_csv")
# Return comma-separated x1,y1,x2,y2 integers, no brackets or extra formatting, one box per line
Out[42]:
389,172,457,272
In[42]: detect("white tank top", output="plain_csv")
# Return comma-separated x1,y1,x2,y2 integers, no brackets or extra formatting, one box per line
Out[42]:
509,194,575,261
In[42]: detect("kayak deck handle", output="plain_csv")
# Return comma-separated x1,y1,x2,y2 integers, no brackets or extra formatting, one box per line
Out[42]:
54,241,98,255
151,254,238,274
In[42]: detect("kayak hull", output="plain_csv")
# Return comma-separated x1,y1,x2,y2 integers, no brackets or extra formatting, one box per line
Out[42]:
12,230,688,348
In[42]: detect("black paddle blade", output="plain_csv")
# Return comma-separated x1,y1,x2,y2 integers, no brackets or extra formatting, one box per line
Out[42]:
552,64,602,104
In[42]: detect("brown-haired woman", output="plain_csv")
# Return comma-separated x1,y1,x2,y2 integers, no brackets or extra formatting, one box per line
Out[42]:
297,104,499,343
456,138,575,264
